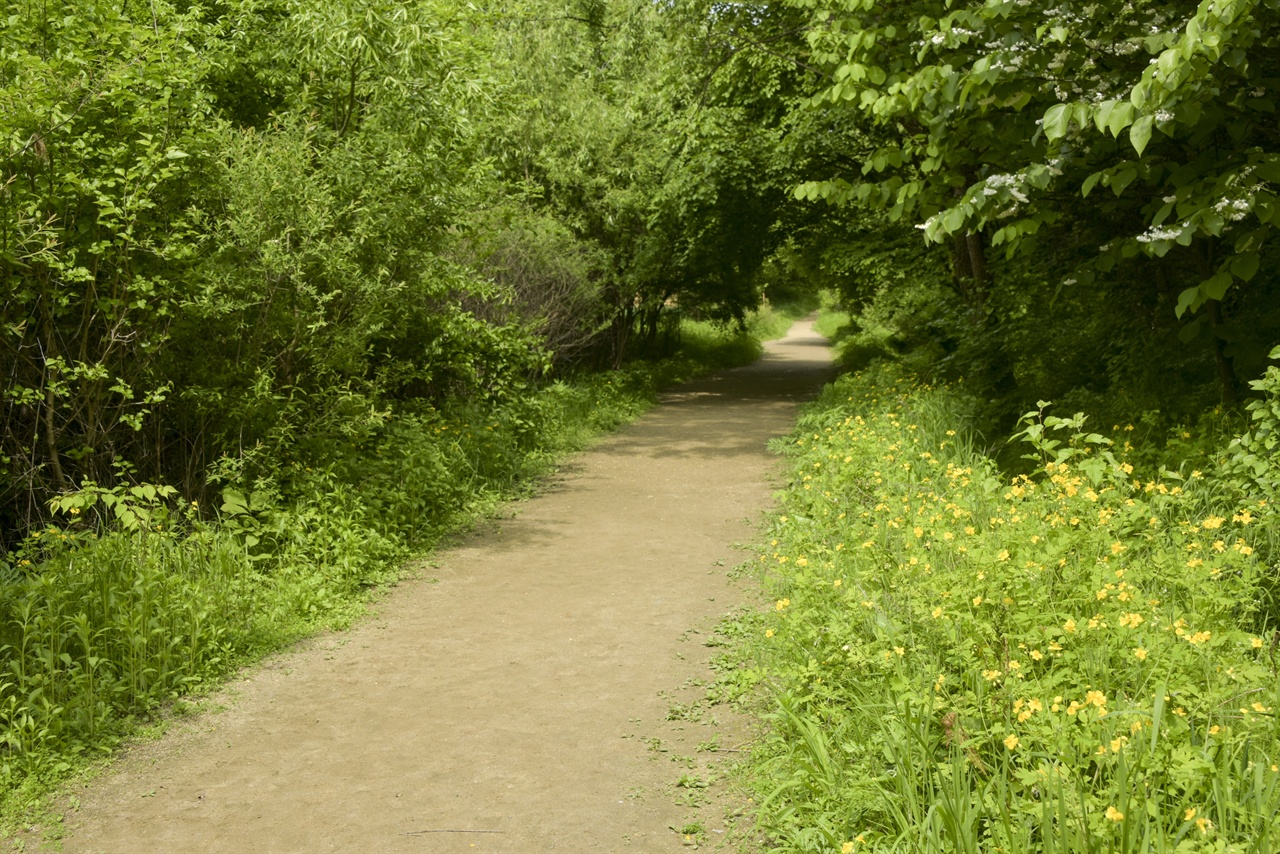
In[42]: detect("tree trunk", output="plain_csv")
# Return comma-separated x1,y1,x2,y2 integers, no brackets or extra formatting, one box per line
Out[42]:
1206,299,1239,408
949,231,991,307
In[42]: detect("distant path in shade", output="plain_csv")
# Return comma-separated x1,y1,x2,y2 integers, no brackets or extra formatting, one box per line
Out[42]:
49,319,834,854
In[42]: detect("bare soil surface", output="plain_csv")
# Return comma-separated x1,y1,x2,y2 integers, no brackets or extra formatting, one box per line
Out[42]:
45,320,832,854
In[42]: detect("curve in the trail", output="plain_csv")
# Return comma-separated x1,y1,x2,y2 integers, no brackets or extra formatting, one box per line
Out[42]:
49,319,834,854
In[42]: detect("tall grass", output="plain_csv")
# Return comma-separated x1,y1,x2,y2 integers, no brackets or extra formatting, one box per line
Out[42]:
729,362,1280,853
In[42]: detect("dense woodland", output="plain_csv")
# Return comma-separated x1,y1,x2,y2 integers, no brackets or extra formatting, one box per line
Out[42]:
4,0,1280,848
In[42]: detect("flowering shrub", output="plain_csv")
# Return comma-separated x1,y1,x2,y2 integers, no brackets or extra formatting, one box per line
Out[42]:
736,363,1280,852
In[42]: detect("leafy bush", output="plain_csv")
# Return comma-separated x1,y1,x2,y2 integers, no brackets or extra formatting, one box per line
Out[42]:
0,315,771,813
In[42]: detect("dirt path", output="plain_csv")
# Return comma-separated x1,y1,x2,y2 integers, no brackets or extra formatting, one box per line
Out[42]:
47,320,832,854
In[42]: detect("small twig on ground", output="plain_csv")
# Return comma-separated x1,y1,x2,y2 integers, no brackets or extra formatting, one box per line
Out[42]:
401,829,506,835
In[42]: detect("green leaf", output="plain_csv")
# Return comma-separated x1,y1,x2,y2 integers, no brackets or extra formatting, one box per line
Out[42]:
1255,158,1280,183
221,488,250,516
1129,115,1153,155
1093,100,1117,133
1111,168,1137,196
1175,286,1199,318
1204,271,1232,301
1230,252,1260,281
1106,102,1135,137
1042,104,1070,140
1081,171,1103,197
941,207,966,233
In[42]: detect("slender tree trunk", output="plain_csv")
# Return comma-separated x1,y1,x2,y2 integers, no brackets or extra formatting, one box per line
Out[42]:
38,291,67,490
1206,299,1239,408
965,232,989,294
949,231,991,307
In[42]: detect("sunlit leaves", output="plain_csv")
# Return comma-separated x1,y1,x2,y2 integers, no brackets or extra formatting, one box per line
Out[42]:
780,0,1280,320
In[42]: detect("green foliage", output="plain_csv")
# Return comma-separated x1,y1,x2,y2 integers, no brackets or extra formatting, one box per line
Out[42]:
1,0,794,547
0,314,766,813
789,0,1280,312
773,0,1280,416
730,364,1280,852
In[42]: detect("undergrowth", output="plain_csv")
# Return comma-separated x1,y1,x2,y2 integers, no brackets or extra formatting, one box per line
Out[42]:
0,315,778,828
726,352,1280,853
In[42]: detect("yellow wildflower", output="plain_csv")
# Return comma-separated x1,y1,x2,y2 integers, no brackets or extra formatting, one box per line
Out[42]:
1105,806,1124,822
1134,648,1148,660
1003,734,1019,750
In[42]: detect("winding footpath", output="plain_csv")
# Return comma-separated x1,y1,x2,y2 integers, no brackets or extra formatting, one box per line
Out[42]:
49,320,833,853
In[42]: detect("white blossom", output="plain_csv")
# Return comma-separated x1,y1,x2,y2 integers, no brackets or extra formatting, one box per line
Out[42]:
1212,198,1251,222
1136,223,1187,243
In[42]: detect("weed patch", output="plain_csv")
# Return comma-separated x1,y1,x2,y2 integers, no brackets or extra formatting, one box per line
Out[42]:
730,361,1280,852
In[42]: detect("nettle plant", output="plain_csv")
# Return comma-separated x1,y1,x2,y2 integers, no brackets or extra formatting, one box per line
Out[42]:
748,367,1280,851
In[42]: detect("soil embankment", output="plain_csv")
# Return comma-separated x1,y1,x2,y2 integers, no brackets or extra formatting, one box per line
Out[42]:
51,320,833,853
